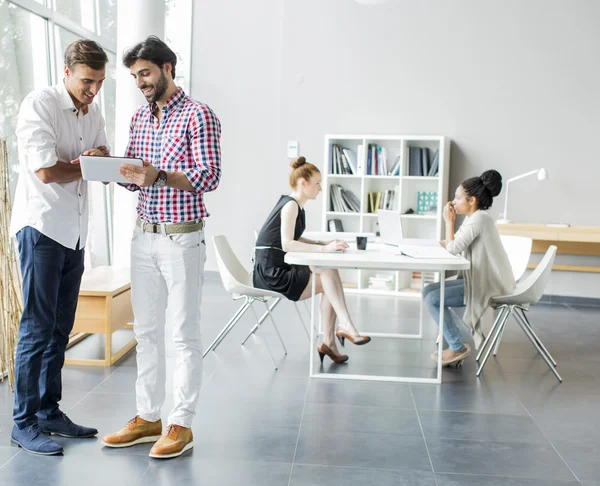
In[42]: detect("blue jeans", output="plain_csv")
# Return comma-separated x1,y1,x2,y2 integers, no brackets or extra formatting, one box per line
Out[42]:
13,227,84,429
423,279,466,352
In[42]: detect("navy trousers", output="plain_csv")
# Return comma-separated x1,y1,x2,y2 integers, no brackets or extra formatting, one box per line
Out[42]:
13,227,84,429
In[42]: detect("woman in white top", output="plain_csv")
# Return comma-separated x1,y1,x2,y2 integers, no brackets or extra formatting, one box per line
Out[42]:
423,170,515,367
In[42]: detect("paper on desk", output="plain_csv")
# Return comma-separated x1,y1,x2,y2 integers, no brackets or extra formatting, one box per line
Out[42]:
384,245,458,259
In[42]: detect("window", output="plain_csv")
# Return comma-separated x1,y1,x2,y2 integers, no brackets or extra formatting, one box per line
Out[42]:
53,0,95,32
0,1,51,198
1,0,117,267
165,0,192,92
98,0,117,38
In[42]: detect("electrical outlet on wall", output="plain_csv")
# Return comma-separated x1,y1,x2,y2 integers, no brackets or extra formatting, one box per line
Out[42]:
287,141,299,159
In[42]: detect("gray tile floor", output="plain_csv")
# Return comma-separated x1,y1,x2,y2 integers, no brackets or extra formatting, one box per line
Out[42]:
0,272,599,485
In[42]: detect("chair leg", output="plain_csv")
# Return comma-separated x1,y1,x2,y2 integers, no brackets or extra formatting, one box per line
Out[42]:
293,302,310,340
518,308,557,367
476,309,509,377
492,321,506,356
203,298,251,357
513,309,562,382
241,298,281,345
476,306,508,361
248,301,279,370
264,301,288,355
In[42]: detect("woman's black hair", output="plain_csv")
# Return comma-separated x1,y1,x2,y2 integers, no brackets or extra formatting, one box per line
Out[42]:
461,170,502,210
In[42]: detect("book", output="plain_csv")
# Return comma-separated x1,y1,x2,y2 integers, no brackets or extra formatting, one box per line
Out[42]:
428,149,439,176
421,147,430,177
417,191,438,215
328,219,344,232
409,147,421,176
342,148,357,174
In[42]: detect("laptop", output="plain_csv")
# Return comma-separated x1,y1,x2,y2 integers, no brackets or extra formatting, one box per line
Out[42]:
377,210,456,259
377,210,404,246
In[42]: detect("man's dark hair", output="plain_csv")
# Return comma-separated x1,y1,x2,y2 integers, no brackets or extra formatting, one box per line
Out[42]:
122,36,177,79
64,39,108,71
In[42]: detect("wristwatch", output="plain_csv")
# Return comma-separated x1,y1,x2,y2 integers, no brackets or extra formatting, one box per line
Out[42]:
153,170,167,188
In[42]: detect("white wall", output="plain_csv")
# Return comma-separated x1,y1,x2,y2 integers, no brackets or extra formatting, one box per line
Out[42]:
192,0,600,297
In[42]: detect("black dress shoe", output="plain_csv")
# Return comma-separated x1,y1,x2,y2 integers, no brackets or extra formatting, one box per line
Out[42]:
38,413,98,438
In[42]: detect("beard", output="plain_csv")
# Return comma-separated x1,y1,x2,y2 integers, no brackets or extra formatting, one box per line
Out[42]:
141,71,169,103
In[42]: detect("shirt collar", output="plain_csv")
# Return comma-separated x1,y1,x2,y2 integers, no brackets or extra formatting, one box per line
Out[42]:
58,80,89,115
150,87,185,114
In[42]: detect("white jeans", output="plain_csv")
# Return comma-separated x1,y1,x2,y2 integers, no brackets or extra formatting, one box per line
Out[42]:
130,224,206,428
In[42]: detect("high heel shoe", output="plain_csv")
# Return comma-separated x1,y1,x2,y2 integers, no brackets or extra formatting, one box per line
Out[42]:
317,343,349,364
335,328,371,347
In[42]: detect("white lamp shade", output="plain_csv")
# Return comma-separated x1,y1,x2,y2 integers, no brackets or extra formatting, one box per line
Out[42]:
537,168,548,180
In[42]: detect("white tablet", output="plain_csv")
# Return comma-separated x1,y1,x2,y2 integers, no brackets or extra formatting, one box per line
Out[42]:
80,156,143,183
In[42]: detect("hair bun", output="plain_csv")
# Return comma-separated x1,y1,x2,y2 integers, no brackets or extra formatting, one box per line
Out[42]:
291,156,306,169
480,170,502,198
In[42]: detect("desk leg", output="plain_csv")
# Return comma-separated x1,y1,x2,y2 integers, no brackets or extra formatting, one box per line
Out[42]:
436,271,446,384
309,267,317,378
419,271,425,339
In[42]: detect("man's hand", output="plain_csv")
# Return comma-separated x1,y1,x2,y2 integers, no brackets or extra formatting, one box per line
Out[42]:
71,147,106,165
96,146,110,156
119,160,159,187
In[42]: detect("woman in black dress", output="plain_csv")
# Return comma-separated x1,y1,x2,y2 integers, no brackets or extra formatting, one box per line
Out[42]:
254,157,371,364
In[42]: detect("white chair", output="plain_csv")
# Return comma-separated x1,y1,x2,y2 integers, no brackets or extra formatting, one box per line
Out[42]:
204,235,289,369
490,235,533,354
240,230,312,345
500,235,532,282
476,245,561,382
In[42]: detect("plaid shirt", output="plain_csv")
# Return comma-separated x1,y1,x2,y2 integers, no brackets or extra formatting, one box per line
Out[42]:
124,87,221,223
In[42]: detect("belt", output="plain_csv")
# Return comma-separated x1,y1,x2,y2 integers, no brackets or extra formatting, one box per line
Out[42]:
136,219,204,234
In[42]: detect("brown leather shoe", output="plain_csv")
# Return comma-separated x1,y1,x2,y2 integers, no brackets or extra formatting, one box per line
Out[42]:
149,424,194,459
101,416,162,448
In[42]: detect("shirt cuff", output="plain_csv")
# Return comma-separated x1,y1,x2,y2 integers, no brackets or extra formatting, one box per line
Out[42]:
183,168,204,193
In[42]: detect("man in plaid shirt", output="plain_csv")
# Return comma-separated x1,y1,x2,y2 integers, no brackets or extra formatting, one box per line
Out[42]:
101,36,221,459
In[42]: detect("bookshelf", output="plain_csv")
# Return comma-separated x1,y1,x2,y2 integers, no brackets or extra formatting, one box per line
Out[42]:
322,134,451,297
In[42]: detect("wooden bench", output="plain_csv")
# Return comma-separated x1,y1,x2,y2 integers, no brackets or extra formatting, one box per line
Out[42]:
65,266,136,366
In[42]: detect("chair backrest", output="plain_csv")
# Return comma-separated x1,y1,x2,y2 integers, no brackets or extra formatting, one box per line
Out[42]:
510,245,557,305
500,235,532,282
213,235,253,294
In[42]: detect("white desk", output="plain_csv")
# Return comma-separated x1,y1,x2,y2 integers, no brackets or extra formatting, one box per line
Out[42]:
285,243,470,384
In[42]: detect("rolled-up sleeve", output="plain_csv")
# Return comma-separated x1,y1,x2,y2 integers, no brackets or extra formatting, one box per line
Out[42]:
446,219,481,255
184,105,222,194
16,94,58,173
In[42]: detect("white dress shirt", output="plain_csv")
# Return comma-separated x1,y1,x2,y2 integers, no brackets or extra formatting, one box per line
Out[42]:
10,81,108,250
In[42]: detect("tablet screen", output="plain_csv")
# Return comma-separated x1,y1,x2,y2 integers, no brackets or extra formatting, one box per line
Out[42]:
80,156,143,183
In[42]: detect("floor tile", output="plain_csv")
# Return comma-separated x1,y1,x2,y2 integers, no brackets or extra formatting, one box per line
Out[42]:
301,402,423,436
419,410,548,444
427,438,576,480
290,464,436,486
295,428,432,471
436,473,581,485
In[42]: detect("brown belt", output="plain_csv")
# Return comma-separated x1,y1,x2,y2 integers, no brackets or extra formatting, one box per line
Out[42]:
136,219,204,234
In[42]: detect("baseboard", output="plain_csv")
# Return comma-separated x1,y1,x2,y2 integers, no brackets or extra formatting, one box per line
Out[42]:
540,294,600,307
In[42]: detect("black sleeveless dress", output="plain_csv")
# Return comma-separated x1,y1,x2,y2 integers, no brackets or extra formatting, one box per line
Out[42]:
253,196,311,301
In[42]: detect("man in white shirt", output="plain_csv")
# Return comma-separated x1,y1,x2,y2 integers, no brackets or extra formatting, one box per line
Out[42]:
9,39,110,456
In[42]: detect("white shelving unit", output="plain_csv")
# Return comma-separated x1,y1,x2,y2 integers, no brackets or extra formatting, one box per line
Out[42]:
322,134,451,297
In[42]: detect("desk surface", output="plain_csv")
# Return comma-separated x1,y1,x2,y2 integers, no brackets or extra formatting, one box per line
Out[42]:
79,266,131,296
496,223,600,243
285,243,470,271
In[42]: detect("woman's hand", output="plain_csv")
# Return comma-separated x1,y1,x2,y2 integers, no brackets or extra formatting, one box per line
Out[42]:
323,240,349,253
443,202,456,224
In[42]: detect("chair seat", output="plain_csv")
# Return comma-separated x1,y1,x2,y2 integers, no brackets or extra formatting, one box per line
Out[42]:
229,283,284,300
